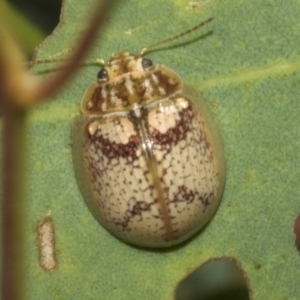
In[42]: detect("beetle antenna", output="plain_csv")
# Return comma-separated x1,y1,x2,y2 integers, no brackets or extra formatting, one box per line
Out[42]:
32,58,105,66
140,17,213,56
30,51,105,67
82,58,106,66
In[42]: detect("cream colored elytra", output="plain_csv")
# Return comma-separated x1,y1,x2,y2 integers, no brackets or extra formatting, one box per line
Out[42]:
72,52,225,248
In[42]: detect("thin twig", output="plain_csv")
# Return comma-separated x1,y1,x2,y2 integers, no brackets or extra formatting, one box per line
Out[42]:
0,1,117,300
32,0,117,102
2,101,26,300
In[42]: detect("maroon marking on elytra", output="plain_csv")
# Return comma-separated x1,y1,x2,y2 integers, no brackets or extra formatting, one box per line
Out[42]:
87,128,140,161
113,197,158,231
150,103,206,150
150,100,214,165
169,185,214,212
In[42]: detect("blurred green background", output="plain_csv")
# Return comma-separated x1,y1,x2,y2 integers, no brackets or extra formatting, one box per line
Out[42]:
6,0,61,57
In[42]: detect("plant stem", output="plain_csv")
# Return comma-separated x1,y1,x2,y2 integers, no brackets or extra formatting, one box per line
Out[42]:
2,101,26,300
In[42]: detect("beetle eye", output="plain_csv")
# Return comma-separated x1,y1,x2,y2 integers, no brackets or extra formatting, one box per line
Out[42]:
142,58,153,69
97,68,108,79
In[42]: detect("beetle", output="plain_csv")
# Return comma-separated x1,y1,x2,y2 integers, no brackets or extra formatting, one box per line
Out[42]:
72,18,225,248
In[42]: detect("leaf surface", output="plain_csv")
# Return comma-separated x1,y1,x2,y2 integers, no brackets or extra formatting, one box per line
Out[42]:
26,0,300,299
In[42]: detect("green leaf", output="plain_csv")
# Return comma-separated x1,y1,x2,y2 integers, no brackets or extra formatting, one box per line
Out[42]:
3,2,46,57
26,0,300,299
